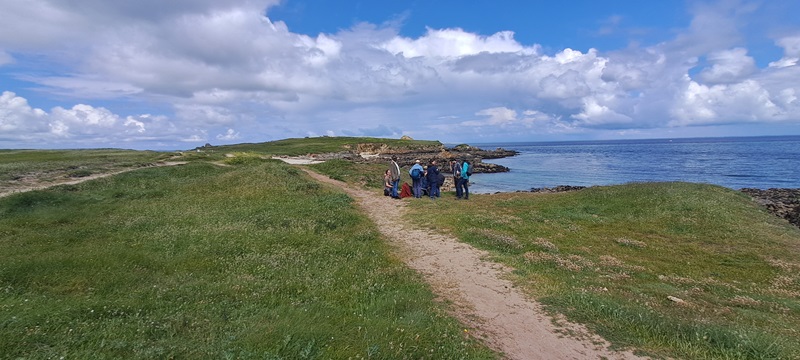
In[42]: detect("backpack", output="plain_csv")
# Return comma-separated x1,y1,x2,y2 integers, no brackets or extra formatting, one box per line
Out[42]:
411,168,422,180
437,173,445,186
466,163,474,177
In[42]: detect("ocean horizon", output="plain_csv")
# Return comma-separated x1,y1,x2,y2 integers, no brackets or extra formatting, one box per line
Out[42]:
467,135,800,194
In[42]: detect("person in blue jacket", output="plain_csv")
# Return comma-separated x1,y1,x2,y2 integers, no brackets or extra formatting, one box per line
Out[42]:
389,156,401,199
408,159,425,198
459,159,471,200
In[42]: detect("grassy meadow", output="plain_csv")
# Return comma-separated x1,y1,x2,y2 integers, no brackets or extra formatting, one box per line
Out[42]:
3,137,800,359
0,149,171,194
184,136,442,161
0,154,494,359
406,182,800,359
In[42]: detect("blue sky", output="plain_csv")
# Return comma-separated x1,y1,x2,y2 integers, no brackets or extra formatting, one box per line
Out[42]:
1,0,799,150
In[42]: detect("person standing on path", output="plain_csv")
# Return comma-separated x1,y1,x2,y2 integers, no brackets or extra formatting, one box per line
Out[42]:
409,159,425,198
451,159,463,199
460,159,471,200
426,159,441,199
389,156,401,199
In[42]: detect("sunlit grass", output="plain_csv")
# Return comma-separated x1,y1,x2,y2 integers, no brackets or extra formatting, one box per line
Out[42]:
0,160,495,359
407,182,800,359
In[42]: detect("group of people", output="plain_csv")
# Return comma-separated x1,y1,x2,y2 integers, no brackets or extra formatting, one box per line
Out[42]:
384,156,471,200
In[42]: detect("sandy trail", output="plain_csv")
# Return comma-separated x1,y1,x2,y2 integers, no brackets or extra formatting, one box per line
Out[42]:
304,169,647,360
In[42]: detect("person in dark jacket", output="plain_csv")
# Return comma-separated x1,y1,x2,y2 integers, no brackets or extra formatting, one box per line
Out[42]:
426,160,441,199
451,159,463,199
420,166,429,196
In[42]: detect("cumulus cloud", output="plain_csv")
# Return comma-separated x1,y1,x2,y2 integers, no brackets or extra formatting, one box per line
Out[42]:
382,28,533,58
0,91,48,134
697,48,756,84
0,91,201,148
0,0,799,148
671,79,782,126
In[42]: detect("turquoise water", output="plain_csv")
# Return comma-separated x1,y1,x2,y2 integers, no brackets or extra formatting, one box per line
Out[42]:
469,136,800,193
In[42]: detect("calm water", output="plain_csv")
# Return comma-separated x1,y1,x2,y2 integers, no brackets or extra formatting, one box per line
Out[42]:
469,136,800,194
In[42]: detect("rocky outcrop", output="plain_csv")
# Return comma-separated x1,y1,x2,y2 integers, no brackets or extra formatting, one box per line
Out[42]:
740,188,800,228
351,143,518,174
528,185,587,193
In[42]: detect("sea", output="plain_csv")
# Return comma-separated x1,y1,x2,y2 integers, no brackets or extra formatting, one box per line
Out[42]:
467,135,800,194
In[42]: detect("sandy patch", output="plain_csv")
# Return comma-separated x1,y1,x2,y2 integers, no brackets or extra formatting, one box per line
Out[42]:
272,156,325,165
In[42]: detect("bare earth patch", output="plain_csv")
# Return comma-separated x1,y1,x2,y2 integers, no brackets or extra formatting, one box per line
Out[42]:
0,161,187,198
303,169,647,360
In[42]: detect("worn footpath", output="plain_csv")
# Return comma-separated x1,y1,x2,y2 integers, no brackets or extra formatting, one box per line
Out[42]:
303,169,647,360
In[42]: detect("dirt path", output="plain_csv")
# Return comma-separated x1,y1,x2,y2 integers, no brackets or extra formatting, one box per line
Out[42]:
303,169,647,360
0,161,187,199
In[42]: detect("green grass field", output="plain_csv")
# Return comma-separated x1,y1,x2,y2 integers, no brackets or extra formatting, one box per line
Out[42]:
183,136,442,162
3,137,800,359
0,158,494,359
406,182,800,359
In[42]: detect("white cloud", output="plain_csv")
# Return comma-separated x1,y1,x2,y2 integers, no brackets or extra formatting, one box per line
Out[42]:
572,96,633,127
670,79,783,126
0,0,799,148
382,28,534,58
0,91,203,148
0,91,48,134
216,128,240,141
49,104,119,137
174,104,238,126
697,48,756,84
769,35,800,68
476,107,518,126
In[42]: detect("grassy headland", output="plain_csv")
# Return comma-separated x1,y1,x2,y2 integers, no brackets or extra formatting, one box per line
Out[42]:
0,154,494,358
3,137,800,359
0,149,171,194
188,136,441,160
406,182,800,359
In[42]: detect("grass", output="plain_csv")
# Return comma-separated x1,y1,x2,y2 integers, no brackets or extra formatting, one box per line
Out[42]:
309,159,388,189
6,136,800,359
191,136,442,161
0,149,171,194
0,158,495,359
405,182,800,359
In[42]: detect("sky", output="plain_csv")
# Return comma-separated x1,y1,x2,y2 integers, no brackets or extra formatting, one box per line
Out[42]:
1,0,799,150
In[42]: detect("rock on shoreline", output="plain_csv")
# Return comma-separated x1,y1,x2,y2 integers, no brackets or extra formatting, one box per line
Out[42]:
740,188,800,228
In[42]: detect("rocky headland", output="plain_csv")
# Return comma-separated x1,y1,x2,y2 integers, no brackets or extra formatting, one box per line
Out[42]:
740,188,800,228
314,142,518,174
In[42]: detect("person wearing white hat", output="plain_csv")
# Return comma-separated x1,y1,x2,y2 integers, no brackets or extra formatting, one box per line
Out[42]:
408,159,425,198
